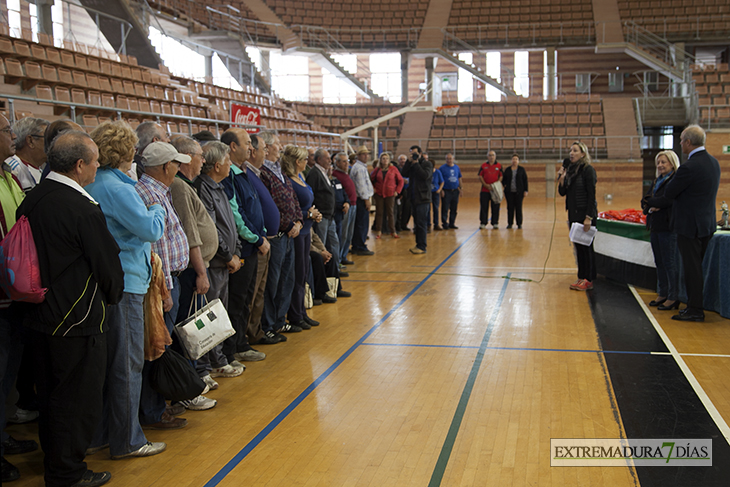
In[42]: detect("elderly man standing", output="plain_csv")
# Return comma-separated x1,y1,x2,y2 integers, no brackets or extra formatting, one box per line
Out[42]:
307,148,341,268
136,142,192,430
350,146,374,256
439,153,463,230
401,145,433,254
5,117,48,192
647,125,720,322
219,128,270,359
132,122,170,180
18,130,125,487
332,152,356,266
258,131,304,335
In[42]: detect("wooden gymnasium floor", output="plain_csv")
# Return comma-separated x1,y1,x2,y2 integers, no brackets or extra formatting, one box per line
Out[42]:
7,196,730,487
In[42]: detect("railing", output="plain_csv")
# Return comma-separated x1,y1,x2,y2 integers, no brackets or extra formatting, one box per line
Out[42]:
441,21,596,49
290,25,420,51
699,104,730,131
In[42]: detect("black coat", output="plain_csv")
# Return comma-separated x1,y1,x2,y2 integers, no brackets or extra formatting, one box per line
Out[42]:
401,156,433,205
17,179,124,336
558,163,597,223
647,150,721,238
502,165,528,194
641,172,675,233
305,166,335,219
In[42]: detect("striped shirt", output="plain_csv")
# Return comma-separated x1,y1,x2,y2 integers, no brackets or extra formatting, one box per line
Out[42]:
263,159,285,183
350,161,374,199
136,173,189,289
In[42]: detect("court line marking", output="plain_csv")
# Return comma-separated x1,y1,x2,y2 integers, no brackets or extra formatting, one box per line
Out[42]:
203,230,481,487
361,343,657,355
679,353,730,358
428,274,511,487
629,285,730,444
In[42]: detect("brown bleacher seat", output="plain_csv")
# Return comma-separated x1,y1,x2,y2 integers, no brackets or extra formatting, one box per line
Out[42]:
71,88,86,105
55,86,71,103
0,37,15,55
86,74,100,90
35,84,53,102
4,58,23,78
82,115,99,130
87,91,101,106
138,99,151,113
58,67,73,85
24,61,42,79
98,77,112,92
42,64,57,82
13,41,31,58
101,93,115,108
74,54,88,70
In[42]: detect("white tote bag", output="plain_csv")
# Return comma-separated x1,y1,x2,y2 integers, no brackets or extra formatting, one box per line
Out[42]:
174,297,235,360
490,181,504,204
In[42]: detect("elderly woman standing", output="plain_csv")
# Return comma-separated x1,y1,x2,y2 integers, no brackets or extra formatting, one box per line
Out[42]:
370,152,404,239
641,150,681,310
558,141,597,291
85,121,167,459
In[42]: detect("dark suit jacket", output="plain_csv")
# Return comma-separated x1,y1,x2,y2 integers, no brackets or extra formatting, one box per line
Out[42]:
647,149,720,238
502,165,528,194
305,165,335,219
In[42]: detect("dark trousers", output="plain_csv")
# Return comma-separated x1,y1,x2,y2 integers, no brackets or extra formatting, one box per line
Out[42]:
223,254,257,362
505,191,524,226
398,195,411,231
1,305,24,450
310,251,341,299
31,329,106,487
429,191,440,227
677,233,712,310
288,233,311,323
650,231,678,301
374,194,396,234
414,201,429,251
479,192,500,225
352,198,370,251
574,241,597,282
441,189,459,227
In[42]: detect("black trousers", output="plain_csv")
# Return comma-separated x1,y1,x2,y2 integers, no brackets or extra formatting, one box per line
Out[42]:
479,192,500,225
505,191,524,226
223,254,258,361
677,233,712,310
31,329,106,487
398,195,411,231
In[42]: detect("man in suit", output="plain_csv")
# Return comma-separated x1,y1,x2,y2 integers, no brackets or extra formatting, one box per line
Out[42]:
648,125,720,322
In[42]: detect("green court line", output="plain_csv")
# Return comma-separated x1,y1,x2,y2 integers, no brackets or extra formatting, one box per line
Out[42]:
427,273,512,487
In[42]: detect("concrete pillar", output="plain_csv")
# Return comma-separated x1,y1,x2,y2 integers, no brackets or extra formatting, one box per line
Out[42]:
260,50,271,86
400,51,410,103
425,57,435,102
204,53,213,84
36,0,54,36
546,47,557,100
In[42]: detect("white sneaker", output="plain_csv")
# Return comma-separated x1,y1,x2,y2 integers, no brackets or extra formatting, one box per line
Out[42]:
7,408,39,424
201,374,218,392
479,224,486,230
233,350,266,362
180,395,217,411
210,364,243,378
228,360,246,371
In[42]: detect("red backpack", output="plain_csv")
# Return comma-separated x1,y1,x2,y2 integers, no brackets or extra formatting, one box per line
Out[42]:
0,215,47,303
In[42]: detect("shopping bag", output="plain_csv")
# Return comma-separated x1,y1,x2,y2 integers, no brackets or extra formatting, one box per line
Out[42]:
490,182,504,204
304,282,313,309
149,348,205,402
326,277,339,299
174,296,235,360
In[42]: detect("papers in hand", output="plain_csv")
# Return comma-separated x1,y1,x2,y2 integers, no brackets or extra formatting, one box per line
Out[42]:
569,222,597,246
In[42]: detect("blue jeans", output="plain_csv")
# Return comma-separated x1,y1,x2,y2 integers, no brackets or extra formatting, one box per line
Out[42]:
441,189,459,228
651,231,678,301
339,206,356,262
414,202,429,250
90,293,147,456
139,276,180,424
316,217,341,266
0,305,23,452
352,198,370,251
262,235,295,333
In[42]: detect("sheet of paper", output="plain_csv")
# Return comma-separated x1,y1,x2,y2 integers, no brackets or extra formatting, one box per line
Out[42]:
569,222,598,246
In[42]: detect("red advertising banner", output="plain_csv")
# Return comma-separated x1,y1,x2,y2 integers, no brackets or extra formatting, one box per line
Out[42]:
230,104,261,133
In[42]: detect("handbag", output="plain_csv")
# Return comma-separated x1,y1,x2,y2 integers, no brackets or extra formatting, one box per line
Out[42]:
326,277,339,299
174,295,235,360
490,181,504,204
304,282,313,309
149,348,205,402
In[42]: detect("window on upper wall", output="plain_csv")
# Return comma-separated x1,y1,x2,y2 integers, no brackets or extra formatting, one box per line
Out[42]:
514,51,529,98
270,52,309,102
6,0,22,38
29,3,39,42
51,0,63,47
370,53,401,103
457,52,474,103
322,54,357,104
485,51,502,102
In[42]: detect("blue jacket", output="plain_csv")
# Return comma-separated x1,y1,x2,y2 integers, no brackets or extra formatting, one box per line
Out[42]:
87,167,166,294
221,164,266,258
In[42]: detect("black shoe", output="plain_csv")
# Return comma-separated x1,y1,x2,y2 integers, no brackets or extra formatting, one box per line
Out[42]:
352,249,374,256
2,436,38,455
341,259,354,265
258,330,284,344
293,320,311,330
658,300,680,311
517,225,522,229
427,228,431,233
339,270,350,277
2,457,20,483
337,290,351,298
313,298,323,306
71,470,111,487
433,225,442,231
278,323,302,333
303,315,320,327
450,225,459,229
322,295,337,304
649,298,667,307
672,308,705,322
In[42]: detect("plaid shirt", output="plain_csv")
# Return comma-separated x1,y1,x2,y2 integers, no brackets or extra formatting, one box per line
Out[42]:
136,173,189,289
260,165,302,233
263,159,285,183
350,161,374,199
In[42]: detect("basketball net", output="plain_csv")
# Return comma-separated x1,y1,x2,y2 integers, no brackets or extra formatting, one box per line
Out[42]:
435,105,460,116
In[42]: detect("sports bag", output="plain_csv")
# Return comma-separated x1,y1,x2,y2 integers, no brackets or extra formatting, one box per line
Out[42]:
0,215,47,303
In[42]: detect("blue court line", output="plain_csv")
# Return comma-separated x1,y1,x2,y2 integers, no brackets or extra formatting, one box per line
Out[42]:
428,273,511,486
361,343,656,355
203,230,481,487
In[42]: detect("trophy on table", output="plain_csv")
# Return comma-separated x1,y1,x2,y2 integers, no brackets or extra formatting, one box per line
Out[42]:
720,201,730,230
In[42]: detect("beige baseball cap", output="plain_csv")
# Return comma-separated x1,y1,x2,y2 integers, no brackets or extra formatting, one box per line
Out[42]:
142,141,191,167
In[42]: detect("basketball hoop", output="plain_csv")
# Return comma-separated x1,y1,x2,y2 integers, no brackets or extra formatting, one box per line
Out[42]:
435,105,460,116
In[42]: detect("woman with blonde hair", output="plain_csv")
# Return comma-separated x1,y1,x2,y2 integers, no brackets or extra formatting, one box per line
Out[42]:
558,141,597,291
370,152,404,239
641,150,681,309
85,120,167,459
281,145,321,329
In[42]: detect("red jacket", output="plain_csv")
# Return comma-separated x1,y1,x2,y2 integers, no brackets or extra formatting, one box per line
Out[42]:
371,166,404,198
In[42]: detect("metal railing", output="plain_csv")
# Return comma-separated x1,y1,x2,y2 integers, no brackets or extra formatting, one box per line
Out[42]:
699,104,730,130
